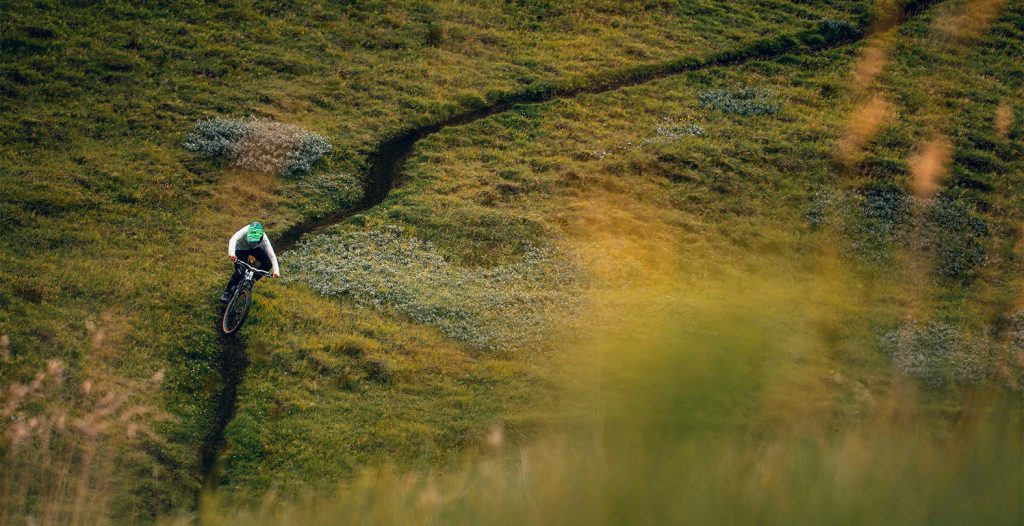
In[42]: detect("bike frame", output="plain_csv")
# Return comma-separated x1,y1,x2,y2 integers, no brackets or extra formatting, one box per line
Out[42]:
221,260,272,335
234,259,272,288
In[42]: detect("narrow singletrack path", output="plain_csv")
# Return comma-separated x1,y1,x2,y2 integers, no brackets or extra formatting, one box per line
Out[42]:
198,0,944,498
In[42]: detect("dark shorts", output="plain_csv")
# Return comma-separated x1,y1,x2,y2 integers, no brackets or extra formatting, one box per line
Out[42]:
225,247,272,292
235,247,273,272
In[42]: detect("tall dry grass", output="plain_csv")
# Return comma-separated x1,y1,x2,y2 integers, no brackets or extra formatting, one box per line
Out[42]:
849,32,894,93
836,0,901,169
0,342,170,526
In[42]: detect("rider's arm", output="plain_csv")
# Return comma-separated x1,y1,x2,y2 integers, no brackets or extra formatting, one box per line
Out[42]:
265,238,281,276
227,226,247,257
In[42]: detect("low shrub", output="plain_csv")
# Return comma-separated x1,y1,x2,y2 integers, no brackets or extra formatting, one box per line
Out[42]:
814,188,988,281
184,117,331,177
805,189,842,229
881,319,992,387
817,18,860,41
362,359,393,384
698,87,781,116
922,197,988,281
182,118,249,158
844,187,913,263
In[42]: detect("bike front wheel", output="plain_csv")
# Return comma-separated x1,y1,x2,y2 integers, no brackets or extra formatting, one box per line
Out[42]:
221,286,252,335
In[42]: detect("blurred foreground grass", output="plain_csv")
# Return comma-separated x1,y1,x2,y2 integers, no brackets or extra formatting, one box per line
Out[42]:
193,406,1021,526
187,272,1023,525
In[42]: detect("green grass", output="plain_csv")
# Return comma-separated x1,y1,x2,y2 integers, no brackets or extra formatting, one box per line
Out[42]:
2,0,1023,523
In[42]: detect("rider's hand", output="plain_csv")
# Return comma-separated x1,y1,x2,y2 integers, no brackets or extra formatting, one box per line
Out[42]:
272,271,280,278
229,255,237,262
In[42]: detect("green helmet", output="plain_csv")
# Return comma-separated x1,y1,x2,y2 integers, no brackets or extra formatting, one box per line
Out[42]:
246,222,265,244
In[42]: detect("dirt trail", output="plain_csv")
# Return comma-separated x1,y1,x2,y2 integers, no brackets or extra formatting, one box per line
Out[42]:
199,0,943,497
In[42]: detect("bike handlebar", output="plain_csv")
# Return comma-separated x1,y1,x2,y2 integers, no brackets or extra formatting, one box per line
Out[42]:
235,260,273,276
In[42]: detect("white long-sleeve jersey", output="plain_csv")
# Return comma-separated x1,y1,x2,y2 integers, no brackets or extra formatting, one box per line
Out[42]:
228,225,280,275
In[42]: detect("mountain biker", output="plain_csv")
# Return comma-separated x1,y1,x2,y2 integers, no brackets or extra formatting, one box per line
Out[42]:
220,222,280,303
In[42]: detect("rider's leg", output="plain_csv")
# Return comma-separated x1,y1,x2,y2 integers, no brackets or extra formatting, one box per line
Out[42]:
220,249,252,302
223,270,242,292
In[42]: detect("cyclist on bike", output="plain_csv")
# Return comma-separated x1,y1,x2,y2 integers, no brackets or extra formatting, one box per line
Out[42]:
221,222,280,303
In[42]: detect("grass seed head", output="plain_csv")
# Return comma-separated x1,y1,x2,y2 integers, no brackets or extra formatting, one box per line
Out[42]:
909,135,953,198
995,103,1013,137
933,0,1007,41
836,94,890,168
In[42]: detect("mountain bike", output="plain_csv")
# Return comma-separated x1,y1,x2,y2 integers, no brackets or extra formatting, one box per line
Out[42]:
221,260,272,335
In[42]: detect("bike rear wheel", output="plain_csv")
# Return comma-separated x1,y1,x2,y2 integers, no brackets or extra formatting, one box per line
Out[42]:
221,286,252,335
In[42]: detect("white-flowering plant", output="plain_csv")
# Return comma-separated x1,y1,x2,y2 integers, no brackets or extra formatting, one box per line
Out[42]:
698,87,781,116
881,319,992,387
184,117,331,177
286,226,580,351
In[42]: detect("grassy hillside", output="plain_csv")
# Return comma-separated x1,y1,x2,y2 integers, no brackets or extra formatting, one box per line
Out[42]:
2,0,1022,523
243,0,1024,501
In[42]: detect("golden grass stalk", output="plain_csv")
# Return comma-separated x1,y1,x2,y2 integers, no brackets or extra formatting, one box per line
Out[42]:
836,94,891,168
849,31,895,93
933,0,1008,41
909,135,954,198
995,103,1013,137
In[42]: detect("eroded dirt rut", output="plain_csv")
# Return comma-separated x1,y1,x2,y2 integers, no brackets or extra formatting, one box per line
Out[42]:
198,0,943,498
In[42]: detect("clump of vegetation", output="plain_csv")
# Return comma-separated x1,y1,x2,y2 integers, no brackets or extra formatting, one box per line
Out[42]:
845,187,914,263
182,118,250,158
811,189,988,282
589,118,704,158
362,359,393,384
184,117,331,177
287,226,579,351
424,21,444,47
881,319,992,387
641,118,704,145
806,189,843,230
817,18,860,40
806,188,913,261
698,87,781,116
921,197,988,281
